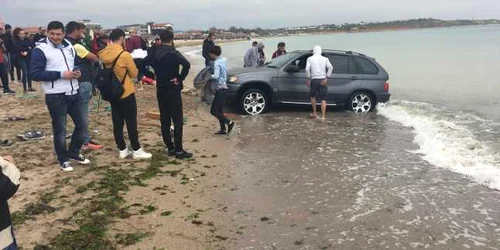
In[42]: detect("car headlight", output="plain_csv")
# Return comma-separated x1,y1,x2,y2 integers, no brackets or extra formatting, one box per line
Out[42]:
228,76,239,83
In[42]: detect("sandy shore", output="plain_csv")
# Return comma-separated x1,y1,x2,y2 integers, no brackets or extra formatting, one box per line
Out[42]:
0,64,239,249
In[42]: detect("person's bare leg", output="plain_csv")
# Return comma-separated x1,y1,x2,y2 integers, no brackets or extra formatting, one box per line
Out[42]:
311,97,317,117
321,100,327,120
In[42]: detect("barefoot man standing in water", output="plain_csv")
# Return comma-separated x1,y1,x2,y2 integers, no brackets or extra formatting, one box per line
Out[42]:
306,45,333,121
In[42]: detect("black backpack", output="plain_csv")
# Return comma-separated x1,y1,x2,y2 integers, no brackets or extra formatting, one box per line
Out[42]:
94,51,127,101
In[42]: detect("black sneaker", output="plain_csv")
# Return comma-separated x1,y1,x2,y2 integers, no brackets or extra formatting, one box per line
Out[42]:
167,148,176,156
176,150,193,159
4,90,16,95
69,154,91,165
60,161,74,172
214,131,227,135
227,121,236,135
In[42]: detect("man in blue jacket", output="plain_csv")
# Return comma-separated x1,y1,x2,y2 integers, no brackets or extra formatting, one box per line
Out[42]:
30,21,90,172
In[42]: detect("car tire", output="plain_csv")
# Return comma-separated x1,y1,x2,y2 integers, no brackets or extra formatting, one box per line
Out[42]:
240,89,268,115
348,91,375,113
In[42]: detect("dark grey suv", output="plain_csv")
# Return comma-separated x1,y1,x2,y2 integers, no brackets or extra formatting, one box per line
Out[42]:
226,50,390,115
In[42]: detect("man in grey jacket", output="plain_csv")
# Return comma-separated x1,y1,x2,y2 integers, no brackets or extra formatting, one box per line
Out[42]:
244,42,264,68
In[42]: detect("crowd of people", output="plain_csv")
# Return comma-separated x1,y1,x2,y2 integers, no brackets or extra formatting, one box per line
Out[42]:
0,17,335,248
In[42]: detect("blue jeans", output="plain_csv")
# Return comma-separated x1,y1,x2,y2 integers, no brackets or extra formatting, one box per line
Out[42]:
45,91,88,165
79,82,93,144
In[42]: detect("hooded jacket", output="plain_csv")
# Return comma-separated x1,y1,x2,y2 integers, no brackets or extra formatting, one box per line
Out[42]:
30,37,80,95
244,42,265,68
211,56,228,90
305,46,333,79
98,44,138,99
143,44,190,90
0,156,20,249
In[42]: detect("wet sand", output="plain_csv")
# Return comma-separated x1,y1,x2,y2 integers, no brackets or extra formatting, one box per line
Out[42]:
213,110,500,249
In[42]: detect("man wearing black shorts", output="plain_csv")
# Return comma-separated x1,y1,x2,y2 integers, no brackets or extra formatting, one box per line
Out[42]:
306,46,333,120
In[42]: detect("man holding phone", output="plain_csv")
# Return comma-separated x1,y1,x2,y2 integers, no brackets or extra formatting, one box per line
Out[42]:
31,21,90,172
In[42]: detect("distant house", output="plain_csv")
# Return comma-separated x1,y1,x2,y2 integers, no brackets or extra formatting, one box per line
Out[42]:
119,23,149,36
149,23,174,35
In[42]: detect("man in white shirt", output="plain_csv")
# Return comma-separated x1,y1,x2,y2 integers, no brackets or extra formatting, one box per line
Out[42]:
306,46,333,120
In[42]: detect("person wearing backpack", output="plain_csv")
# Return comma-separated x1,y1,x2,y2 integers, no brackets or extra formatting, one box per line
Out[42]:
98,29,152,160
30,21,90,172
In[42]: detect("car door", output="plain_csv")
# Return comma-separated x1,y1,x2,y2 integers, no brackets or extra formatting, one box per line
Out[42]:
325,54,362,105
276,54,312,103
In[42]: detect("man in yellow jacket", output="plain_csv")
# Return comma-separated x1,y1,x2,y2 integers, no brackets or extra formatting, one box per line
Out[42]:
98,29,152,160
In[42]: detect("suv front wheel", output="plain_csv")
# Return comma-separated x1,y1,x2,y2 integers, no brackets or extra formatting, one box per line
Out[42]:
348,92,375,113
240,89,268,115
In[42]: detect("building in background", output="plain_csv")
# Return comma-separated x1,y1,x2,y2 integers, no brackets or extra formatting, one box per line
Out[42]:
148,22,174,35
119,24,149,36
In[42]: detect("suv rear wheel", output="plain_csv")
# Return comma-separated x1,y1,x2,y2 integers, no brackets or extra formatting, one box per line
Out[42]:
348,92,375,113
240,89,268,115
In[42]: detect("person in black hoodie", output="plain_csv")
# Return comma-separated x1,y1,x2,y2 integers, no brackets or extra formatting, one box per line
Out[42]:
0,155,20,250
144,30,193,159
0,25,20,83
202,33,215,67
13,28,35,93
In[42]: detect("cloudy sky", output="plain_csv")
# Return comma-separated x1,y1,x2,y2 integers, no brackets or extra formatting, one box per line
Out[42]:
2,0,499,30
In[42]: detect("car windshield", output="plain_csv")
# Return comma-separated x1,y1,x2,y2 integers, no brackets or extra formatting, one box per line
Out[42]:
266,52,300,68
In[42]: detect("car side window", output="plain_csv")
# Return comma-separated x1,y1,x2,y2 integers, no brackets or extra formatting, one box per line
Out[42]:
327,55,349,74
354,57,379,75
290,54,311,70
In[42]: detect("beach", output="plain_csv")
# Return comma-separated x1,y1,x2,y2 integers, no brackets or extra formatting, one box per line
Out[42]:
2,24,500,249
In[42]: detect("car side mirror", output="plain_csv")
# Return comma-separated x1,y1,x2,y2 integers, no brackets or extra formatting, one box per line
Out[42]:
285,65,300,73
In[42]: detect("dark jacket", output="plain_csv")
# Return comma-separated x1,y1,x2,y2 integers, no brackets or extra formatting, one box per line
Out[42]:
0,32,15,54
66,36,96,83
144,44,190,90
0,156,20,249
33,33,46,45
14,38,34,59
202,39,214,62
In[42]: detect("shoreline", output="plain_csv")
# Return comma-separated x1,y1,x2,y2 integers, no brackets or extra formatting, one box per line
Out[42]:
2,68,237,249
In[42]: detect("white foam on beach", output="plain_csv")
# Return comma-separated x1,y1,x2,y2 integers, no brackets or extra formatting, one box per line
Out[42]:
184,48,202,58
378,100,500,190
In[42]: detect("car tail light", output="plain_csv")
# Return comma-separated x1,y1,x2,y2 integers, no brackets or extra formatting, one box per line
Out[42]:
384,82,389,92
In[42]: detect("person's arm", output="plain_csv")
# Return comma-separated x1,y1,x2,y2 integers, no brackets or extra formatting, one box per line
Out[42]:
211,60,220,80
202,41,209,60
122,52,138,79
30,48,65,81
326,58,333,77
176,51,191,82
0,156,20,202
305,58,312,79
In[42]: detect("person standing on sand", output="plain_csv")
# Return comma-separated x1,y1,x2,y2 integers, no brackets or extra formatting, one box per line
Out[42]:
272,42,287,59
98,29,152,160
13,27,35,93
244,41,264,68
0,155,20,250
0,28,16,94
0,24,19,83
306,45,333,121
30,21,90,172
65,21,103,151
202,33,215,67
143,30,193,159
209,45,236,135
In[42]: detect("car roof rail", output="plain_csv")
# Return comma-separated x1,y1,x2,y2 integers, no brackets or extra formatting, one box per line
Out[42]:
322,49,367,57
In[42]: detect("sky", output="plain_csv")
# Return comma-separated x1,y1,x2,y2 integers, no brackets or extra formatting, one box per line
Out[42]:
1,0,500,30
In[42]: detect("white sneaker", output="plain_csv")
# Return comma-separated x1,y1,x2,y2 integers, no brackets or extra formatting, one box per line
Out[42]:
60,161,74,172
132,148,152,160
70,154,91,165
119,148,132,159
